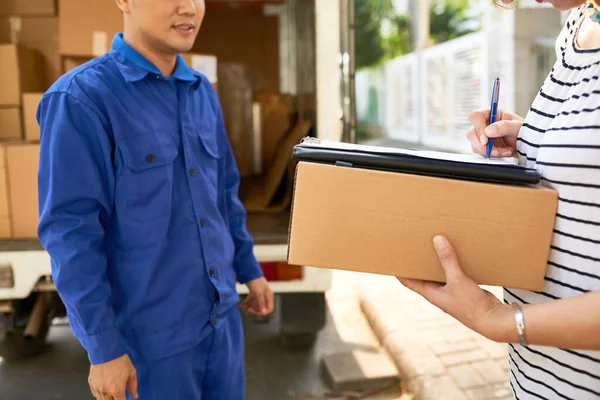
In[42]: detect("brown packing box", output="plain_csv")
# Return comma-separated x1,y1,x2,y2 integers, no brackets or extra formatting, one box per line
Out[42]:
59,0,122,57
217,63,254,177
0,146,12,238
4,143,39,239
0,44,45,106
288,162,558,291
193,5,279,93
63,57,92,73
255,92,296,166
181,53,218,92
0,108,22,141
0,16,60,86
22,93,43,142
241,120,311,212
0,0,57,17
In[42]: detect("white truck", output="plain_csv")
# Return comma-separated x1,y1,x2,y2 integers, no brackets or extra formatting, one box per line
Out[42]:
0,0,355,360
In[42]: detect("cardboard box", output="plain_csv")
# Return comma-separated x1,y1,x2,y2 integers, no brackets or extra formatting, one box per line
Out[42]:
0,146,12,238
0,44,45,106
255,92,296,166
241,120,311,212
22,93,42,142
193,5,279,92
181,53,217,91
287,162,558,291
59,0,122,57
0,16,60,86
5,143,39,238
0,0,57,17
0,108,22,141
217,63,254,177
62,57,92,73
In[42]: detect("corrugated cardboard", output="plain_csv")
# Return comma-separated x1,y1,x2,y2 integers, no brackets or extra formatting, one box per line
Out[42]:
22,93,42,142
0,44,45,106
0,146,12,238
0,16,60,86
62,57,92,73
0,0,57,17
242,120,311,212
0,108,22,140
255,92,296,166
217,63,254,177
58,0,122,57
193,6,279,92
5,143,39,238
288,162,558,291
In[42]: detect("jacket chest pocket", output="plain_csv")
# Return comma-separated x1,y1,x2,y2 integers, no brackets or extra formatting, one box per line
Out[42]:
195,114,221,190
117,131,178,222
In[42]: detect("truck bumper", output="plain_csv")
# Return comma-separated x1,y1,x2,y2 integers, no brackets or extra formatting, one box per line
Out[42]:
0,245,333,301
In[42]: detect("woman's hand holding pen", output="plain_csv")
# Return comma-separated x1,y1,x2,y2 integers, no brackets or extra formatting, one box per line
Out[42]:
466,108,524,158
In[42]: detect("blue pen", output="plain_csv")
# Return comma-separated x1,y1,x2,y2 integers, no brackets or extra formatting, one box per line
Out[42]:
486,77,501,159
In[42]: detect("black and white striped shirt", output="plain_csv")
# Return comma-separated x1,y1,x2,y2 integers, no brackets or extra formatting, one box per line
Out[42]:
505,6,600,400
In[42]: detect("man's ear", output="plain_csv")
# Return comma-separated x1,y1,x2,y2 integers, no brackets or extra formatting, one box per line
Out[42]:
115,0,132,14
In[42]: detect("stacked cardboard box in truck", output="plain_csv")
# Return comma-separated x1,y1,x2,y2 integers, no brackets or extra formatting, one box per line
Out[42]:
0,143,39,239
0,0,302,238
0,44,45,141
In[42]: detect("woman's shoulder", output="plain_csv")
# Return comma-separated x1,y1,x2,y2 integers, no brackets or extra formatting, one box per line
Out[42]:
556,5,587,55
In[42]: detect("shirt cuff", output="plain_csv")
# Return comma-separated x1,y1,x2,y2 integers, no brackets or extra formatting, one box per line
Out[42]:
235,257,264,285
76,327,128,365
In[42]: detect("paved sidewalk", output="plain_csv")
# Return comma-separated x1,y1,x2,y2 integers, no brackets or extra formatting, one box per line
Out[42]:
358,273,513,400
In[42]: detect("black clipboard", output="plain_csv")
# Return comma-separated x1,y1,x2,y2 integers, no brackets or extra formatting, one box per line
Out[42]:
291,138,541,186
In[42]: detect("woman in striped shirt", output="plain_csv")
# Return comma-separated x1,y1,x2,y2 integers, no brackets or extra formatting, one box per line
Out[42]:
399,1,600,398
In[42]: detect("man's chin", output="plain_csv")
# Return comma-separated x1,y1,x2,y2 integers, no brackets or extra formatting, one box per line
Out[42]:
167,36,197,54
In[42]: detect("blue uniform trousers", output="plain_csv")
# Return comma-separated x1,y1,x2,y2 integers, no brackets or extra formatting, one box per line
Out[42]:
128,307,244,399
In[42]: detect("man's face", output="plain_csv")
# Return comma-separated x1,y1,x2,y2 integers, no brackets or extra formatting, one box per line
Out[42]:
120,0,205,55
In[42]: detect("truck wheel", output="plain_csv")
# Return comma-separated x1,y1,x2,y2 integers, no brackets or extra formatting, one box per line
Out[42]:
279,292,326,351
0,293,54,361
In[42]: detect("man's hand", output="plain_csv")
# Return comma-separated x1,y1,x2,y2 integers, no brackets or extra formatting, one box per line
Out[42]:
241,277,274,317
88,354,138,400
398,236,509,340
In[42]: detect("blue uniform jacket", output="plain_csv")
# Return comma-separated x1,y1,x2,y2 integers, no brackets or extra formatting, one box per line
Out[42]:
36,34,263,365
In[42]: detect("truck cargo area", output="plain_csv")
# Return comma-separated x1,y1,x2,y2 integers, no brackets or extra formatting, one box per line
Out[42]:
1,0,319,245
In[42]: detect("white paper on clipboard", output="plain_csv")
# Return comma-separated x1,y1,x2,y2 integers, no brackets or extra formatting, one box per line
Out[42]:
298,138,519,167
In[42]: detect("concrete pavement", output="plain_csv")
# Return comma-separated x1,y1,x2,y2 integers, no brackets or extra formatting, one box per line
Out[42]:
358,273,513,400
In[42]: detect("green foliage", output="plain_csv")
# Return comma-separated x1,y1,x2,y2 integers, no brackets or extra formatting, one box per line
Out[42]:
429,0,478,44
383,13,414,60
355,0,481,70
354,0,395,69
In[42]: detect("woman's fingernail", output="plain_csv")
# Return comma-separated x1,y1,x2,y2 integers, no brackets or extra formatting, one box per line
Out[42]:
502,151,512,157
485,126,497,136
433,236,448,250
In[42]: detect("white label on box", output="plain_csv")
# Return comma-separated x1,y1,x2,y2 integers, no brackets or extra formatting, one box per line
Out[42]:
92,31,108,56
191,55,217,83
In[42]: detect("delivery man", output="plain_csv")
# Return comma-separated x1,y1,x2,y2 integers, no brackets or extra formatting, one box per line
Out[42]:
36,0,274,399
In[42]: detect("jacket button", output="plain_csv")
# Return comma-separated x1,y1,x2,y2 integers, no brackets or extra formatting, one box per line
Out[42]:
209,269,215,277
146,154,156,163
212,317,218,325
189,168,197,176
199,219,206,227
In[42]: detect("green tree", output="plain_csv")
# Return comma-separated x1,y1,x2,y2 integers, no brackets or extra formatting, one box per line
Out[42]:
429,0,477,44
354,0,395,69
